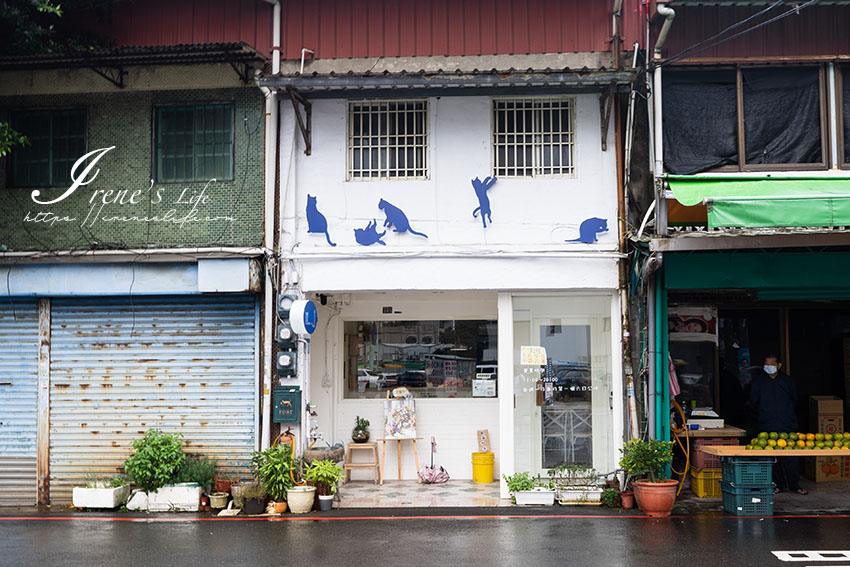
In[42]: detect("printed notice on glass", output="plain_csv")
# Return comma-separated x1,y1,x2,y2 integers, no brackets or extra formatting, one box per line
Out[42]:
520,346,547,366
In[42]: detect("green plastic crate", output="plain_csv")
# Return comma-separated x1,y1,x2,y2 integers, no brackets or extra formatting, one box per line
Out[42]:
721,457,774,486
720,481,775,516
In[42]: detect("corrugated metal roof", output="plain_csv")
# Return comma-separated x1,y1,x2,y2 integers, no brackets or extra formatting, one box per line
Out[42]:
261,67,637,94
0,42,266,71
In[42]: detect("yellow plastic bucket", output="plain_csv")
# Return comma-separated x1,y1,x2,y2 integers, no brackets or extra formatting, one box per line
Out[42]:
472,452,495,483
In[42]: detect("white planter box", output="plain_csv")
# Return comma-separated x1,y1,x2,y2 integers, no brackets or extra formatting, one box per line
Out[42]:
72,485,131,509
557,487,604,506
147,483,202,512
513,488,556,506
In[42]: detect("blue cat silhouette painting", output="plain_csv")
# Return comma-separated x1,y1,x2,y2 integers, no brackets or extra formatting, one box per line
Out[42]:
471,176,497,228
306,194,336,246
378,198,428,238
354,219,387,246
566,217,608,244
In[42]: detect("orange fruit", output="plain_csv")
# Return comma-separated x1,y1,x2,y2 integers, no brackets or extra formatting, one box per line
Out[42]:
768,439,777,447
807,433,816,441
777,439,787,448
797,440,806,448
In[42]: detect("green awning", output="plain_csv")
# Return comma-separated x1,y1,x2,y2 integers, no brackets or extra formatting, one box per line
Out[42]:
666,176,850,228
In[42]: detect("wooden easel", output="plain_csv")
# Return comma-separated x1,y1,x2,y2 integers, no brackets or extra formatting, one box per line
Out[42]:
378,390,422,484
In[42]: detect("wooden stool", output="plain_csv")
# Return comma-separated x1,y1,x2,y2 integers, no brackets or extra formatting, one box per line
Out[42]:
376,437,423,484
343,442,381,484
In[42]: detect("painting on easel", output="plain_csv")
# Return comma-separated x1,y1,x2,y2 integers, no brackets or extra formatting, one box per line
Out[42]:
384,389,416,438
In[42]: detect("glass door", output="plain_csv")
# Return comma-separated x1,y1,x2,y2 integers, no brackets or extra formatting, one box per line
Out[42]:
512,295,613,476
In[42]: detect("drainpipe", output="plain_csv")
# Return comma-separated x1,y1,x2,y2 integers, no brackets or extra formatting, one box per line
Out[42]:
654,3,676,60
259,0,281,451
612,0,624,68
645,252,663,439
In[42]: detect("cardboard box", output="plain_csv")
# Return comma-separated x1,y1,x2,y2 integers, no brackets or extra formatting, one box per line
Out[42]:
809,396,844,434
804,455,850,483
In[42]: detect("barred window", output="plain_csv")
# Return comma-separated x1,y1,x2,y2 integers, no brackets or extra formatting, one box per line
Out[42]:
155,103,233,182
9,108,86,187
347,100,428,180
493,98,575,177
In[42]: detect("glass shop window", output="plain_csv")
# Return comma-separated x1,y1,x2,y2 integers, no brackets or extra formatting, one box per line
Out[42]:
343,319,498,399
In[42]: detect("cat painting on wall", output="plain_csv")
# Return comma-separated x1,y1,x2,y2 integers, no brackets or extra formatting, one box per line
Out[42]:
306,194,336,246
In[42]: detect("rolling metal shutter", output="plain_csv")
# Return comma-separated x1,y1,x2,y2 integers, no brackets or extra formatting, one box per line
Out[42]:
0,301,39,506
49,296,258,503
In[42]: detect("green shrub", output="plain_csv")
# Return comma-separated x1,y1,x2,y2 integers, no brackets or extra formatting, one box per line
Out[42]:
304,459,344,496
123,429,185,493
251,444,294,501
619,438,674,483
601,487,620,508
502,472,535,493
172,456,217,487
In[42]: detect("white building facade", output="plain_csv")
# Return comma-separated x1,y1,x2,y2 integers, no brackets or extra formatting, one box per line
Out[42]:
266,61,631,497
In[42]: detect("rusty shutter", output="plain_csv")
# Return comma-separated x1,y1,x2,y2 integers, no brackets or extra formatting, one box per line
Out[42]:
0,301,39,506
48,296,258,503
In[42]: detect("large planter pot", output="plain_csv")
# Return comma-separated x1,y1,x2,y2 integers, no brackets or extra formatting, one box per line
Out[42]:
556,487,603,506
72,485,131,509
209,492,229,509
287,486,317,514
633,479,679,517
318,494,334,511
513,488,556,506
147,483,203,512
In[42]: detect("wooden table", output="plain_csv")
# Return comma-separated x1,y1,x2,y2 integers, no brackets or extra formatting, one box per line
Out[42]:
702,446,850,457
675,425,747,439
343,442,381,484
376,437,423,484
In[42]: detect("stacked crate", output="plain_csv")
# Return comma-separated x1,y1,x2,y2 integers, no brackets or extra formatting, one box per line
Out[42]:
720,457,775,516
690,438,738,498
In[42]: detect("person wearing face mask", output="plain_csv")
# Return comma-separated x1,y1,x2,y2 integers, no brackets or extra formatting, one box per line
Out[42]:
750,354,807,495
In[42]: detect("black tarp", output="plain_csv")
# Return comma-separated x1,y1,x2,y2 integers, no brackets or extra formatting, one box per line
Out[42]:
663,70,739,175
844,66,850,164
743,67,822,166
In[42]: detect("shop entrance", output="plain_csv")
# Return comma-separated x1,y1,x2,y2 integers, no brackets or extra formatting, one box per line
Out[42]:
669,300,850,434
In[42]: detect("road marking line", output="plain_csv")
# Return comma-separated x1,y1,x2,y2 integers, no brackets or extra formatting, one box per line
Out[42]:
774,551,850,562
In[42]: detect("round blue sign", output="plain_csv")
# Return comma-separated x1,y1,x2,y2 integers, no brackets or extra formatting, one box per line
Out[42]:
290,299,318,335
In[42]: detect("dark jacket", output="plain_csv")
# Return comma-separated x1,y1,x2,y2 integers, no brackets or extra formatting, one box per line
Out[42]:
750,369,798,432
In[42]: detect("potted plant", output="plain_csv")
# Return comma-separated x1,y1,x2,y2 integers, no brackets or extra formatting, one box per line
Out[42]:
502,472,555,506
173,456,217,494
241,479,267,515
619,438,677,517
352,416,370,443
305,459,344,511
73,474,131,509
600,487,620,509
213,474,239,494
548,464,603,505
123,428,201,512
251,443,294,514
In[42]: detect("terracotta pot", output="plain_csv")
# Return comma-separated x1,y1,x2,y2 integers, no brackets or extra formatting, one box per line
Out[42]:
633,479,679,518
213,477,234,494
620,489,635,509
272,500,288,514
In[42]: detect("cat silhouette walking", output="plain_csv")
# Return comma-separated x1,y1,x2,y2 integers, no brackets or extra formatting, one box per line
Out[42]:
378,198,428,238
306,194,336,247
471,176,497,228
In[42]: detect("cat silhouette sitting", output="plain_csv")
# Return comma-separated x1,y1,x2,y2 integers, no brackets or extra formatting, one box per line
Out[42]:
471,176,497,228
306,194,336,247
378,198,428,238
354,219,387,246
566,217,608,244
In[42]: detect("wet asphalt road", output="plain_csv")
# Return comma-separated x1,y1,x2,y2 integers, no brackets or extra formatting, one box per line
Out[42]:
1,512,850,567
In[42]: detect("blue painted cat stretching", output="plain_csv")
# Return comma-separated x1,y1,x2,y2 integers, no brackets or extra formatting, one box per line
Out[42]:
354,219,387,246
471,176,497,228
378,198,428,238
566,217,608,243
306,194,336,246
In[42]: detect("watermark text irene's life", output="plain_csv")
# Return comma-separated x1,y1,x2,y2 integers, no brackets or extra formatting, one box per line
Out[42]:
24,146,236,228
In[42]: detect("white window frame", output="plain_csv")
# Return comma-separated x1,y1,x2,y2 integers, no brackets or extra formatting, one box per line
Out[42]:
492,97,576,178
346,99,429,181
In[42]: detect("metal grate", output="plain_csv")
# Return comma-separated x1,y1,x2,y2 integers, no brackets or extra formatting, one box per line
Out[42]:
347,100,428,180
493,98,575,178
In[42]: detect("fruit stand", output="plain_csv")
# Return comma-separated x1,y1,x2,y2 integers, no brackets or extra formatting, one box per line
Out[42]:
702,445,850,516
